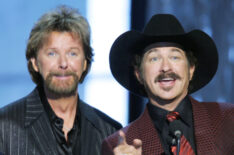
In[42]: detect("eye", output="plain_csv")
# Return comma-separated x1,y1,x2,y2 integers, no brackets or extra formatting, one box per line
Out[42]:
68,51,78,56
150,57,158,62
171,56,180,60
48,51,56,56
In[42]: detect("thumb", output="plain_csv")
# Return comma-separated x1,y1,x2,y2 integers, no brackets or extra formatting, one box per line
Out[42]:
133,139,142,149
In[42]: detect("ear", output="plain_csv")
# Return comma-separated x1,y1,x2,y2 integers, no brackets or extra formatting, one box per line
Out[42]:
134,69,143,84
30,58,39,72
189,65,195,81
83,59,87,72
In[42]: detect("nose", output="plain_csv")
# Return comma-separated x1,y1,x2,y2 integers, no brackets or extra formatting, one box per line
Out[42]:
160,58,172,73
58,55,68,69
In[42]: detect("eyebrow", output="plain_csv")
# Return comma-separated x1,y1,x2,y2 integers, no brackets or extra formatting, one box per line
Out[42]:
45,47,81,51
146,48,159,54
147,47,183,53
171,48,184,53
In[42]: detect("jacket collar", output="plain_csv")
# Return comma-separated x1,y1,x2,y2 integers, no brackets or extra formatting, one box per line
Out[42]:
190,97,216,154
129,107,165,154
25,87,44,127
79,99,105,132
24,87,58,155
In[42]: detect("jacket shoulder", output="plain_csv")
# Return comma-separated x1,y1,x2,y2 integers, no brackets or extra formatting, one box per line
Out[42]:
204,102,234,122
0,95,27,143
191,97,234,130
93,107,122,129
79,100,122,130
0,96,27,119
192,98,234,115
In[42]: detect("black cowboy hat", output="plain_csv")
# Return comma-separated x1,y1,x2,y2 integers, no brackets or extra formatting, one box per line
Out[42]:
109,14,218,97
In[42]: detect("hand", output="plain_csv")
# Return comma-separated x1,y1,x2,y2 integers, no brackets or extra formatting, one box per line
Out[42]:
113,130,142,155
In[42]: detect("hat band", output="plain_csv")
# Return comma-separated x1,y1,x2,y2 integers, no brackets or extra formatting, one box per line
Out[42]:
143,42,186,53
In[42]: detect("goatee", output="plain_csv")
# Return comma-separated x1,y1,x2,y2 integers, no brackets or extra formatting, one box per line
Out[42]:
44,71,79,97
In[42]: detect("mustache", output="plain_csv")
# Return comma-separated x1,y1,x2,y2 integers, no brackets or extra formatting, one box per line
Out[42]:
48,71,77,77
155,72,181,82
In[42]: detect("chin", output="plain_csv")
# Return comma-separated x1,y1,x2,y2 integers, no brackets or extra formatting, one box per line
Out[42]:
155,89,181,100
159,95,177,101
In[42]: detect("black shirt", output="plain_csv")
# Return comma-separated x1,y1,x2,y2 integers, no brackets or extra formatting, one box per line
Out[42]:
147,96,197,155
38,86,81,155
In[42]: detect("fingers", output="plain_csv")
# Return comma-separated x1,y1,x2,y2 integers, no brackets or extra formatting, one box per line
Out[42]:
118,130,127,145
133,139,142,154
114,132,143,155
133,139,142,149
118,130,143,148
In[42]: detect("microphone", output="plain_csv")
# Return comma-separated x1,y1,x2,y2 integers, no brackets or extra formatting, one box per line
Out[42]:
174,130,182,155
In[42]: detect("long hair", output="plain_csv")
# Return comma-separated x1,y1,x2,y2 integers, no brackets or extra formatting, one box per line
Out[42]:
26,5,93,85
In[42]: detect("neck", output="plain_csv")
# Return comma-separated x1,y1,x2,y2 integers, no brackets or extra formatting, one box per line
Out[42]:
44,88,78,141
44,87,78,114
47,95,78,114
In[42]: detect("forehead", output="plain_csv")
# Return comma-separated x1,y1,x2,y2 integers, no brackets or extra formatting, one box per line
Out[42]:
42,31,81,45
47,31,80,40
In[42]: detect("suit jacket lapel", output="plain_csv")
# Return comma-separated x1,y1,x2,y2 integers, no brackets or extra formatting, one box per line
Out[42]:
133,107,164,154
24,88,58,155
79,100,96,154
191,98,216,154
79,100,102,131
79,100,106,154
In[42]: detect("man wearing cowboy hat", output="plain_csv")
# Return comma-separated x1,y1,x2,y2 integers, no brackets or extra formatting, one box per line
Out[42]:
101,14,234,155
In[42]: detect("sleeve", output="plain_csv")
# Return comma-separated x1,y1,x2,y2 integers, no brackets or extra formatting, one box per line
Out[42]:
101,139,114,155
0,120,5,155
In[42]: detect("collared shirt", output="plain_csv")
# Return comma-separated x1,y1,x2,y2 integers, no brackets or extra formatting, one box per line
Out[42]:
147,96,196,155
38,86,81,155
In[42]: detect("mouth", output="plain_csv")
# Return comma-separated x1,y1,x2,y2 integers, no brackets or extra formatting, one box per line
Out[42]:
53,74,73,80
158,77,175,82
158,77,176,85
156,72,181,82
155,72,181,89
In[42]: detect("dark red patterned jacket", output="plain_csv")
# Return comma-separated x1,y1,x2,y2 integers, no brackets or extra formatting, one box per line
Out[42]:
102,97,234,155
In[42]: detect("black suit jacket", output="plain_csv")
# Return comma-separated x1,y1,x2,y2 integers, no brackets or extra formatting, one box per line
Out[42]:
0,87,122,155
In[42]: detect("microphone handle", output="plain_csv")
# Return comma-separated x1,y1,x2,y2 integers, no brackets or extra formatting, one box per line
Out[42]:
176,138,181,155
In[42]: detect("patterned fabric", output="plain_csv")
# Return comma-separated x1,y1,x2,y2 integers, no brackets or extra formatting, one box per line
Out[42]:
0,87,122,155
102,97,234,155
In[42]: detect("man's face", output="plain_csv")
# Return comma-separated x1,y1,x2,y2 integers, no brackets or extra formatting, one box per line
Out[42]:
31,31,87,96
135,46,195,102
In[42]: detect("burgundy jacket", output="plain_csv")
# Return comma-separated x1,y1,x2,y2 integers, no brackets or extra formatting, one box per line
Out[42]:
101,97,234,155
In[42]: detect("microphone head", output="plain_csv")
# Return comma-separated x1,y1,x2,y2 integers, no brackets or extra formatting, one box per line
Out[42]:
174,130,182,138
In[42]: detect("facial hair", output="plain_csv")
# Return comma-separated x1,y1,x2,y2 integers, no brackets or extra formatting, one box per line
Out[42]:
44,71,79,96
154,72,181,91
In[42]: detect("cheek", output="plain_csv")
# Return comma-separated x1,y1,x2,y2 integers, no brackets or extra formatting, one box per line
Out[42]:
174,63,188,75
70,60,86,72
37,59,56,76
40,61,53,70
142,66,157,83
146,64,158,75
179,66,191,85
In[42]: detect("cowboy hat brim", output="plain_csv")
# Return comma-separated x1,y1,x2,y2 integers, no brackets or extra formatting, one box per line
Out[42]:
109,29,218,97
